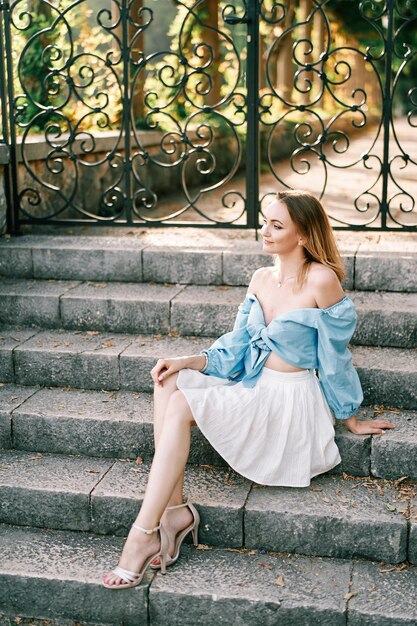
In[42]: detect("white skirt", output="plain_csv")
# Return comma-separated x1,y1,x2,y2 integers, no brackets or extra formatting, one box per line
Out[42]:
177,367,341,487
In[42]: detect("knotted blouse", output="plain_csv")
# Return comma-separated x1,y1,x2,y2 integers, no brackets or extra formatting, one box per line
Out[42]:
201,293,363,420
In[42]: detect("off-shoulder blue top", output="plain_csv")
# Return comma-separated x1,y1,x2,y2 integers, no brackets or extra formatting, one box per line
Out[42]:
201,294,363,420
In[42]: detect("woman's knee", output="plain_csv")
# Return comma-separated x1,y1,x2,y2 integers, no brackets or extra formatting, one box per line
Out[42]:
153,371,179,398
166,390,195,426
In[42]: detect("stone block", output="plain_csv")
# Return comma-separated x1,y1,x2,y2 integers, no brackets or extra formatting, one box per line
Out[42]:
0,525,149,625
150,546,351,626
353,346,417,410
14,330,133,390
12,387,151,459
355,248,417,292
91,462,250,547
143,247,222,284
31,235,144,282
0,279,80,328
171,285,246,336
348,560,417,625
351,291,417,348
409,496,417,565
60,282,183,334
0,240,33,278
341,253,354,291
120,335,209,391
0,450,111,531
334,420,371,476
244,475,408,563
222,249,273,286
0,328,38,382
371,409,417,480
0,384,38,449
189,427,226,467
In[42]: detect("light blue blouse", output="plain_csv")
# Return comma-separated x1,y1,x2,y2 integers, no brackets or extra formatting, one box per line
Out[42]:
201,293,363,420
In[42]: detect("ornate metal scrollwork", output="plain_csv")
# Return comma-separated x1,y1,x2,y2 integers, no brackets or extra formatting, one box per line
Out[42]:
1,0,416,229
259,0,417,229
6,0,248,226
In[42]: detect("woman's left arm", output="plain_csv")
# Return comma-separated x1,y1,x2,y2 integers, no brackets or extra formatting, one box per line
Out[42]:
311,268,395,436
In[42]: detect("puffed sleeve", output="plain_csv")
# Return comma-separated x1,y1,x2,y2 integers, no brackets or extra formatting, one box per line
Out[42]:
316,297,363,419
200,295,253,379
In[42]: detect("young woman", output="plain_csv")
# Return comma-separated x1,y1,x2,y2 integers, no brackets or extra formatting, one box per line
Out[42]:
103,189,395,589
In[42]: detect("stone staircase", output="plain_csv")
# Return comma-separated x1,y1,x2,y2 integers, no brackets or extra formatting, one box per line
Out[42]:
0,230,416,626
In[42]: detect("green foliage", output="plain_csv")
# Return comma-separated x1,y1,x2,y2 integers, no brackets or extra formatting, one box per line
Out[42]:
12,1,122,135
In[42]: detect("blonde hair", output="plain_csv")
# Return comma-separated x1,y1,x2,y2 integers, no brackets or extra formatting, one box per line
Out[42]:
276,189,345,287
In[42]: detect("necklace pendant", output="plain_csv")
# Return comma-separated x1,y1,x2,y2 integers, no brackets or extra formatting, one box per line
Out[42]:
277,282,282,288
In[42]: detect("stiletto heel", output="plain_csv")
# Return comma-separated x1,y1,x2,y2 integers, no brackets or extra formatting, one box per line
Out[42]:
191,522,199,546
159,550,167,575
150,497,200,570
103,521,168,589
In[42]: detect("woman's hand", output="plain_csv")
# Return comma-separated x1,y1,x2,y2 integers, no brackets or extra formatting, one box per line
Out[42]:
151,354,206,387
344,415,396,435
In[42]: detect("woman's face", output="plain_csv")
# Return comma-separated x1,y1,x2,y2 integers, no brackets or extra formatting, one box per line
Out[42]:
260,199,301,255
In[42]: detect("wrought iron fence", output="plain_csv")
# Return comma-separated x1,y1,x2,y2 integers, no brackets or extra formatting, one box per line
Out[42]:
0,0,416,232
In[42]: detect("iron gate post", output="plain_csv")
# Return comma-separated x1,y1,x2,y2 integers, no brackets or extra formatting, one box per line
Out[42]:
0,0,18,234
122,0,132,224
245,0,260,229
380,0,395,230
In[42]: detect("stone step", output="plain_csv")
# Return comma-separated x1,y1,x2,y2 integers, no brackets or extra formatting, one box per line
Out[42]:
1,384,415,481
1,328,416,409
1,232,417,292
0,450,415,564
0,279,416,347
2,526,416,626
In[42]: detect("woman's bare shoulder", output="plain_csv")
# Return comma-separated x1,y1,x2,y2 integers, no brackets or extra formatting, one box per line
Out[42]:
248,266,275,294
307,263,344,308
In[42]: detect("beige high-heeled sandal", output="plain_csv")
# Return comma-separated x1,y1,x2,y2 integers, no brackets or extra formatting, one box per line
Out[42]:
103,521,168,589
150,498,200,570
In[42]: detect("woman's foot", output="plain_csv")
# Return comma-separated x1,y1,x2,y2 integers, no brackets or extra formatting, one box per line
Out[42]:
150,501,196,567
103,524,162,587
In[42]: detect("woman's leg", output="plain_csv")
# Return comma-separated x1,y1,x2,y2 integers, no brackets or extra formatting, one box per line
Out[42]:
153,373,185,506
103,390,195,586
151,373,195,563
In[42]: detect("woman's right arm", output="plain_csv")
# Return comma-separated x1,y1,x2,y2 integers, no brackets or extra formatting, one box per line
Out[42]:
151,354,206,387
151,268,264,387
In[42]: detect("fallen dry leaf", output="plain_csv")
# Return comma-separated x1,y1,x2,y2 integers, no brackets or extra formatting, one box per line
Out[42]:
136,456,143,465
259,563,273,570
101,340,114,348
86,331,100,336
84,469,100,474
195,544,211,550
394,476,408,487
379,564,407,573
224,467,233,483
275,575,285,587
344,591,358,601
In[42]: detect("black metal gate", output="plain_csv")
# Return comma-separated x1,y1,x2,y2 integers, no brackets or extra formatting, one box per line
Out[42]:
1,0,416,232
